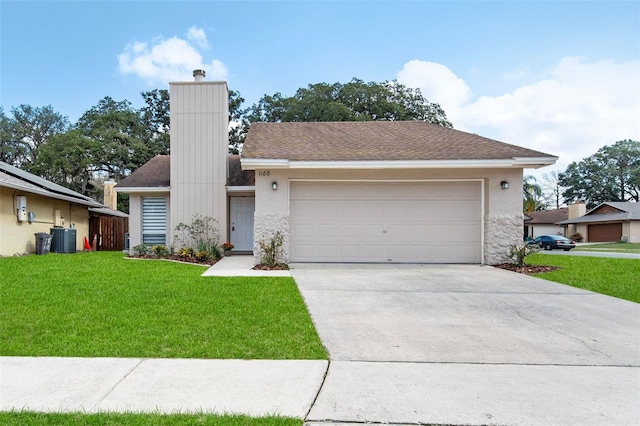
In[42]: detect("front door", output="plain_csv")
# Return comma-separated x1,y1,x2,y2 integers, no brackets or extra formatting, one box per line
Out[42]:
230,197,255,251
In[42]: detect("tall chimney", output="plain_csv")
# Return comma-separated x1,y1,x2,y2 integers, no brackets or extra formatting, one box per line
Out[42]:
193,69,206,81
103,180,117,210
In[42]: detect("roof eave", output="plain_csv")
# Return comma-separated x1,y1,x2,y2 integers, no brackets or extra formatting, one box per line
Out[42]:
241,157,558,170
115,186,170,193
1,181,104,208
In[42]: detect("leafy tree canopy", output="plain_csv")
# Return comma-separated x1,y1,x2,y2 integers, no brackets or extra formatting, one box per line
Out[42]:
245,78,452,127
559,139,640,208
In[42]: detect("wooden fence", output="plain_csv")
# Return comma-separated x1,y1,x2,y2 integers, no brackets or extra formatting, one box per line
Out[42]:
89,216,129,251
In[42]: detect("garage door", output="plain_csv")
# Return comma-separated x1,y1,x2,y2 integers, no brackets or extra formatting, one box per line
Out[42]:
588,223,622,242
289,181,482,263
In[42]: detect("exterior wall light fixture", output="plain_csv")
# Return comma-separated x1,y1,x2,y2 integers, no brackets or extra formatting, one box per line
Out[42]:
272,181,278,191
500,180,509,190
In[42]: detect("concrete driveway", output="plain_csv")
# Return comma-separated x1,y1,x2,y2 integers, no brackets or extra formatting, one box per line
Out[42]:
291,263,640,425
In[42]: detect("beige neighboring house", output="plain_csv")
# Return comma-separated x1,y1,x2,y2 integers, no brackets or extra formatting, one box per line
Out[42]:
116,70,558,265
524,208,568,239
0,161,115,256
557,202,640,243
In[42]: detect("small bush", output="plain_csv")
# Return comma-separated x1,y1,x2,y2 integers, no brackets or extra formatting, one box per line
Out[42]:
178,247,195,258
132,244,152,256
195,250,210,261
258,231,286,267
174,215,221,259
151,245,169,257
508,243,541,267
570,232,583,242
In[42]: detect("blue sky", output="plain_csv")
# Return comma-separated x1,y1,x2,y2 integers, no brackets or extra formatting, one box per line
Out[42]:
1,1,639,178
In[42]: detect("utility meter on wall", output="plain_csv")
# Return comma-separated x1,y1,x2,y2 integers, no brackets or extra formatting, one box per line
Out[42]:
16,196,27,222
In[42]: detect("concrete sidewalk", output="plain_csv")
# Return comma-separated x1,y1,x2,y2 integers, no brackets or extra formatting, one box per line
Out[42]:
201,255,291,277
0,357,327,417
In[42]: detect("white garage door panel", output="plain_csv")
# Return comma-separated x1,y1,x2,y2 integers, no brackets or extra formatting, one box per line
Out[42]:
290,181,482,263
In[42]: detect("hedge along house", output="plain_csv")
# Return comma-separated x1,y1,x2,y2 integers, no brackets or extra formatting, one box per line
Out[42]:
117,71,558,264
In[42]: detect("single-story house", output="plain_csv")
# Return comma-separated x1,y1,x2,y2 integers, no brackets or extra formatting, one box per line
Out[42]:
524,208,568,239
116,71,558,265
0,161,126,256
557,202,640,242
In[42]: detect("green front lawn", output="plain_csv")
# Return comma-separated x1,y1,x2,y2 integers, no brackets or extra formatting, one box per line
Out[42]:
573,242,640,253
527,253,640,303
0,412,301,426
0,252,326,359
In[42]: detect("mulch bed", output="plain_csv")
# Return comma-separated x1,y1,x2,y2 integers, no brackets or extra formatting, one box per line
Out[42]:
128,254,219,266
493,263,560,274
252,263,290,271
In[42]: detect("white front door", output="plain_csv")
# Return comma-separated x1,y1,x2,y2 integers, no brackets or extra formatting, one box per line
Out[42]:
230,197,255,251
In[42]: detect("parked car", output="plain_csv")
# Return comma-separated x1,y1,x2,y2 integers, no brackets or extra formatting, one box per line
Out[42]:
528,235,576,251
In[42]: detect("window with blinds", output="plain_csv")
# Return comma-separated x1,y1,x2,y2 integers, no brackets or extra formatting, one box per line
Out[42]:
142,197,167,245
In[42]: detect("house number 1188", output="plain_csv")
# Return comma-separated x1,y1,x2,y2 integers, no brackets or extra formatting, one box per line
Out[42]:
258,170,271,176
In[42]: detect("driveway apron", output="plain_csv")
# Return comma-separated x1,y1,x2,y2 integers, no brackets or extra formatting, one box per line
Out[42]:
291,263,640,425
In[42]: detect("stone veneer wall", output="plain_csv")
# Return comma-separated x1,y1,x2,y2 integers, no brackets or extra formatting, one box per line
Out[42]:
485,213,524,264
253,212,289,265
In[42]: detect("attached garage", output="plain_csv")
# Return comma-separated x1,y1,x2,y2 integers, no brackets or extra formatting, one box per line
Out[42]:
289,180,482,263
588,223,622,242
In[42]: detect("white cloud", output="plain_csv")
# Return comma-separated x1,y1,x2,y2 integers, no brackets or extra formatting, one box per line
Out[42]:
397,57,640,175
117,27,227,85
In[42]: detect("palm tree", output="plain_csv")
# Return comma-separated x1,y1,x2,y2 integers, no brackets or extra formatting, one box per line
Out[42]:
523,175,546,213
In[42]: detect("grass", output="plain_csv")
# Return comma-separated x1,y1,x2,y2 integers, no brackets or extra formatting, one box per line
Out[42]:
573,242,640,253
0,411,301,426
527,253,640,303
0,252,327,359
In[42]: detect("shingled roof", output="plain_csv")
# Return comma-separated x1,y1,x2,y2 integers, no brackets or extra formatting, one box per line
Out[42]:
116,155,170,189
241,121,557,167
116,154,254,189
524,208,568,224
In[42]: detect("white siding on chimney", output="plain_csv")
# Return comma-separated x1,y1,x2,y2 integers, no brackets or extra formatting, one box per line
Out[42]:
169,81,228,247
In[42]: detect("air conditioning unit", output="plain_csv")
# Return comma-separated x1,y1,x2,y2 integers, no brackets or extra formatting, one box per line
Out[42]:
50,228,77,253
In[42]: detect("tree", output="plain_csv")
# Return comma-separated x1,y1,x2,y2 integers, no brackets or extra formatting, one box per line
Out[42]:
76,97,148,181
1,105,70,168
29,129,96,195
523,175,547,213
245,78,453,127
559,140,640,208
540,170,565,209
140,89,170,157
228,90,247,154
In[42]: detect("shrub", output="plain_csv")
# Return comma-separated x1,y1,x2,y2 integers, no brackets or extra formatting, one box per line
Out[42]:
258,231,286,267
570,232,583,242
178,247,195,258
151,245,169,257
507,243,540,267
132,244,152,256
174,214,221,259
195,250,210,261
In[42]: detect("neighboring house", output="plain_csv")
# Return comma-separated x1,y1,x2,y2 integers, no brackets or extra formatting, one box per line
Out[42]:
524,208,568,239
557,202,640,242
117,70,558,265
0,161,125,256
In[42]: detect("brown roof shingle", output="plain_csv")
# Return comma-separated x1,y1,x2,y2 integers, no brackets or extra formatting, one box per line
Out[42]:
241,121,555,162
116,155,255,189
117,155,170,188
524,208,568,224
